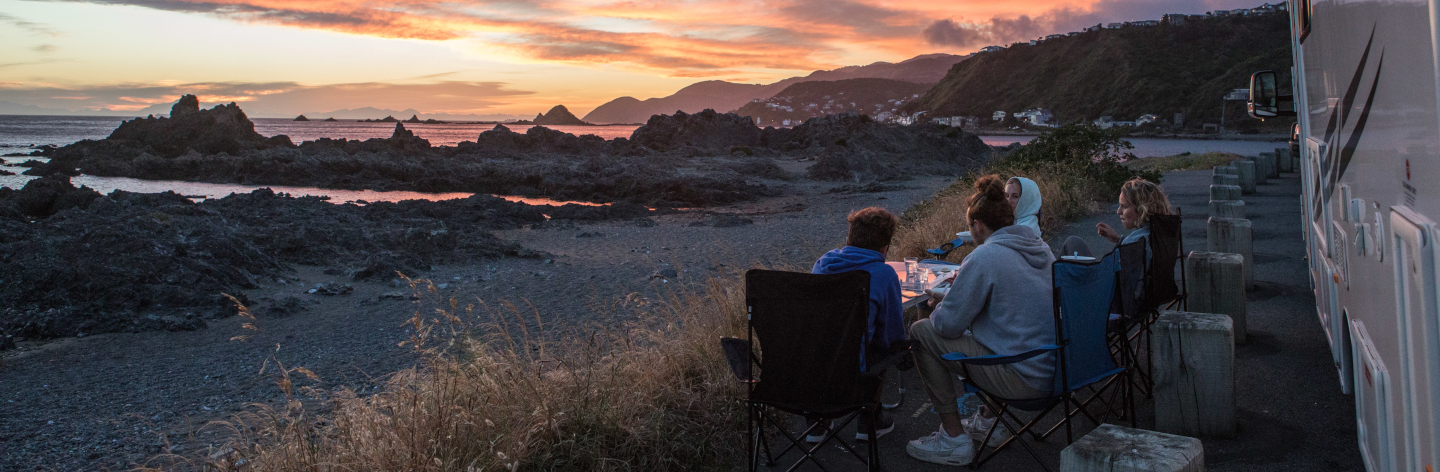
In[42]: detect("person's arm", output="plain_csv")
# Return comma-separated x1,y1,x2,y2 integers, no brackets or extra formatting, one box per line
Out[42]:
1096,222,1122,243
927,255,993,338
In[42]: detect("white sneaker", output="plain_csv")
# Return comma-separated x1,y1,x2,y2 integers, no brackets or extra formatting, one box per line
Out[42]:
802,418,832,443
961,411,1012,448
906,426,975,466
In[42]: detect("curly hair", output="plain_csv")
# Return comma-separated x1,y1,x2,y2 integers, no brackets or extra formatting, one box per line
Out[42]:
1120,177,1172,226
846,207,899,251
967,175,1015,230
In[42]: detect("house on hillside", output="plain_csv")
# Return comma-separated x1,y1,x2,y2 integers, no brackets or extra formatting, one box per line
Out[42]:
1067,31,1080,36
1137,114,1159,125
980,45,1004,53
993,111,1008,121
1164,14,1187,25
1029,39,1038,45
1132,20,1159,26
1231,8,1250,15
1106,22,1123,29
1016,108,1055,126
1085,24,1102,32
1093,116,1115,128
1045,34,1065,40
1211,10,1231,16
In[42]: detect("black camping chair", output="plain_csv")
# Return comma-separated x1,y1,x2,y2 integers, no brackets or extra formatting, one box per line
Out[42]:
944,257,1130,471
1104,239,1152,399
1123,210,1186,397
721,269,911,472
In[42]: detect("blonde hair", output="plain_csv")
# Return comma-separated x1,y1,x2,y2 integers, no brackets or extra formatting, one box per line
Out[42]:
1120,178,1172,226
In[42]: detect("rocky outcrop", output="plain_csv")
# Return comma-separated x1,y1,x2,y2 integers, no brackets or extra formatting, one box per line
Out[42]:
323,117,338,122
0,178,662,338
532,105,591,126
294,115,310,121
629,109,761,152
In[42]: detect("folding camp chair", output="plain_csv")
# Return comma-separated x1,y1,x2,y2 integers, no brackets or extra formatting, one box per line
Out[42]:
1121,210,1187,397
722,269,911,472
943,257,1130,470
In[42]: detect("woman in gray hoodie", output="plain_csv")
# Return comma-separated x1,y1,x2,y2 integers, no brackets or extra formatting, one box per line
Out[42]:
905,175,1057,466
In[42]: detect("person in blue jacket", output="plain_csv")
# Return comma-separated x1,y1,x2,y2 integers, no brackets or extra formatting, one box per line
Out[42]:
808,206,905,442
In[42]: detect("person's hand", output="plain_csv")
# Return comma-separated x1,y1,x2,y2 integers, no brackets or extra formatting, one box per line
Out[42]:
1097,222,1122,243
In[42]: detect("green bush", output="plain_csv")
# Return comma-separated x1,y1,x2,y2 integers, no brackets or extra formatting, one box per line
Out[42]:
1004,122,1162,195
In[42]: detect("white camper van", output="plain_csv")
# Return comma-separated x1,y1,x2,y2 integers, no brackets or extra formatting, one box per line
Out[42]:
1249,1,1440,471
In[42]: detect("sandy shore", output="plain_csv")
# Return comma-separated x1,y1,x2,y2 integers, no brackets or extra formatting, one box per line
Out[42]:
0,167,957,471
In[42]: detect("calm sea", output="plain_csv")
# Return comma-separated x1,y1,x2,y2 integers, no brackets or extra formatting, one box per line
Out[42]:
0,115,640,149
0,115,1287,201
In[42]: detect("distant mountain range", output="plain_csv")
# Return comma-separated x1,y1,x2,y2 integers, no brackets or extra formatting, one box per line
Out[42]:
909,12,1293,129
581,53,969,124
732,78,934,127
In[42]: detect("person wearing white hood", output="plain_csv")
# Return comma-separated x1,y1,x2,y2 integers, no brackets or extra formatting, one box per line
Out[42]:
924,176,1042,257
1006,177,1042,239
904,175,1057,466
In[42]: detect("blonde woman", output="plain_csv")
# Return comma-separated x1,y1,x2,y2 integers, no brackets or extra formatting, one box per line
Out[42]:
1061,178,1173,258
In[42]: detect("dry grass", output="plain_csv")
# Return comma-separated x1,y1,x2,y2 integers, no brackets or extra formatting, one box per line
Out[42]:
890,160,1106,263
186,276,752,471
1122,151,1244,173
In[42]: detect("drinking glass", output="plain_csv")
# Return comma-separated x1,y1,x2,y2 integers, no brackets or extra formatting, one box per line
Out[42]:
904,257,919,290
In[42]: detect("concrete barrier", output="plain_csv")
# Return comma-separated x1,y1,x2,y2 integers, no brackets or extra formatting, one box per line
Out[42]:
1276,148,1293,173
1209,185,1241,202
1154,310,1236,439
1185,251,1247,344
1245,157,1268,185
1260,152,1280,178
1207,217,1254,290
1208,200,1245,220
1211,174,1239,187
1213,165,1237,176
1060,424,1205,472
1233,160,1257,194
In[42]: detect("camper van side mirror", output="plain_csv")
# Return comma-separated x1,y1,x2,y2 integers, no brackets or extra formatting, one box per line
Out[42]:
1249,70,1296,119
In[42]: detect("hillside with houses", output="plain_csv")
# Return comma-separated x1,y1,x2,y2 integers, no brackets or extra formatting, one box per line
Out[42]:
731,78,933,127
907,3,1294,132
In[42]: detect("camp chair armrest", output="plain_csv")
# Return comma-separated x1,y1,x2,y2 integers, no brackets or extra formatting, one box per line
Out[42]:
940,345,1060,366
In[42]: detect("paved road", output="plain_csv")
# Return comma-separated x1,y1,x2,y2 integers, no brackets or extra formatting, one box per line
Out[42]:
751,167,1365,471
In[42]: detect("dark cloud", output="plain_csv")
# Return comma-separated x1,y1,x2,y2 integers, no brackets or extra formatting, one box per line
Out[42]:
924,0,1265,48
0,13,61,37
779,0,914,38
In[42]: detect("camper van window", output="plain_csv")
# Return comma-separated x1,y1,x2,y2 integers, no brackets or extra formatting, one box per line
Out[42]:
1298,0,1312,43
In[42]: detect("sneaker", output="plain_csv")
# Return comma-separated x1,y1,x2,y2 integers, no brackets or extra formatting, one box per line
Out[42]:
961,411,1012,448
906,426,975,466
855,410,895,442
802,417,833,443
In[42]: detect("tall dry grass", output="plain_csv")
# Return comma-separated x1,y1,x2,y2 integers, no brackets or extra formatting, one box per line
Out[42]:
1123,151,1243,173
890,160,1106,262
195,276,751,471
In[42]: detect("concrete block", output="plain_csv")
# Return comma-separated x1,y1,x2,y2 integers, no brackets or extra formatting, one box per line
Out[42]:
1207,200,1245,220
1154,310,1236,438
1212,165,1237,176
1209,185,1241,202
1258,152,1280,178
1060,423,1205,472
1185,251,1247,344
1233,160,1257,194
1244,157,1268,185
1207,217,1254,290
1277,148,1293,173
1210,174,1239,187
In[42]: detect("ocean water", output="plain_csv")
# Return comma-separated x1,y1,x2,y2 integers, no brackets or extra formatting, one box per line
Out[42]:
0,115,641,148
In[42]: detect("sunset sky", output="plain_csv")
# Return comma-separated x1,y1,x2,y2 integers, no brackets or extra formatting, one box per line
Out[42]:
0,0,1261,118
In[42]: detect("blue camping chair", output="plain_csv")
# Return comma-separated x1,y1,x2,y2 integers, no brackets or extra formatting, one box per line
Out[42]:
942,256,1132,470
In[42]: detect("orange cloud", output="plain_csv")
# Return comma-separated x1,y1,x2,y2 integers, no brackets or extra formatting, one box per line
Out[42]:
43,0,1258,76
